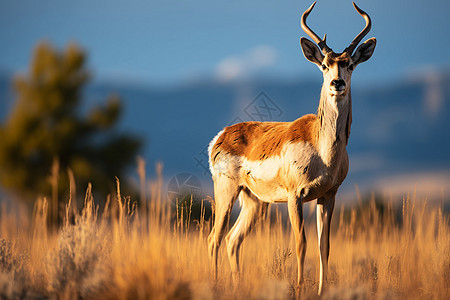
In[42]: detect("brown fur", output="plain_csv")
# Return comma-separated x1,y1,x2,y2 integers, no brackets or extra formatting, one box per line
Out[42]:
211,114,319,162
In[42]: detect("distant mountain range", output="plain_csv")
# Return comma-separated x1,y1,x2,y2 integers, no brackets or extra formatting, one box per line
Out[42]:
1,69,449,202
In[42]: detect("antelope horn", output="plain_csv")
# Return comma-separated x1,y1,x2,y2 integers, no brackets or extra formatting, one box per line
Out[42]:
301,1,332,53
344,2,372,54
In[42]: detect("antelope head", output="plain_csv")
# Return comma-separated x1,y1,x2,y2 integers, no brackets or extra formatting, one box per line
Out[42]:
300,2,376,98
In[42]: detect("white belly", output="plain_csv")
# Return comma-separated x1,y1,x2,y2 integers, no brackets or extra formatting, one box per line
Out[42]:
240,142,326,202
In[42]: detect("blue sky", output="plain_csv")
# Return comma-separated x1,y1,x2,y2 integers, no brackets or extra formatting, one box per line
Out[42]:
1,0,449,85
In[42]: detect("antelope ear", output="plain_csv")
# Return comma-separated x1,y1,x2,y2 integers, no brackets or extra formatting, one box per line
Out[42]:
352,37,376,66
300,37,324,66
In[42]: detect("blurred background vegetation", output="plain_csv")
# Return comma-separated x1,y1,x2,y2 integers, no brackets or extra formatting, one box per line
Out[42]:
0,42,141,222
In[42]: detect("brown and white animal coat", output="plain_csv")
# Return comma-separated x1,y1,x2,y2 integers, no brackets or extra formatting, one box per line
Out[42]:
207,1,376,295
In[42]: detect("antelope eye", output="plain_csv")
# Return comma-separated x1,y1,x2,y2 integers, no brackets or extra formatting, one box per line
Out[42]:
348,64,354,71
321,64,328,71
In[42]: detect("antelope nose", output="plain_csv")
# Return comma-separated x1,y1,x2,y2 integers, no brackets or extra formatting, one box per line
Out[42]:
332,79,346,91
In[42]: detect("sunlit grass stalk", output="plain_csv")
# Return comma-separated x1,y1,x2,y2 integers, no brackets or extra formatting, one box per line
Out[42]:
0,159,448,299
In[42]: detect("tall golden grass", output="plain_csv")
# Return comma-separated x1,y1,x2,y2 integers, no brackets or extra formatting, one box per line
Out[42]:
0,166,448,299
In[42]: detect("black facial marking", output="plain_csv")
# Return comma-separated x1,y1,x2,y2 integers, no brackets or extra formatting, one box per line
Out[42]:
338,61,348,68
325,57,335,67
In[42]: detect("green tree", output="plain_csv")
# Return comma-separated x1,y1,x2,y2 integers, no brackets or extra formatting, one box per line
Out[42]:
0,42,141,208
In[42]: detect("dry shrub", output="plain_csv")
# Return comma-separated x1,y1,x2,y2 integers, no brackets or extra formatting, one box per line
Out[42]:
47,222,110,298
0,239,29,298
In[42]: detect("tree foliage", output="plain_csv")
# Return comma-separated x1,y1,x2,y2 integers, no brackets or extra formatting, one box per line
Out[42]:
0,42,141,203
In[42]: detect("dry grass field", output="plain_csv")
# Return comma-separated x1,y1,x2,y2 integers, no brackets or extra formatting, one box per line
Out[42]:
0,171,448,300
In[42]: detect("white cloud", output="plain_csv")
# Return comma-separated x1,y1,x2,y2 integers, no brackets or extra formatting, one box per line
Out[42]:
215,45,277,82
216,57,243,82
247,45,277,68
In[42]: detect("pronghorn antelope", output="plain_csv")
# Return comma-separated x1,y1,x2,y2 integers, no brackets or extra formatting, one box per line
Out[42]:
207,1,376,295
